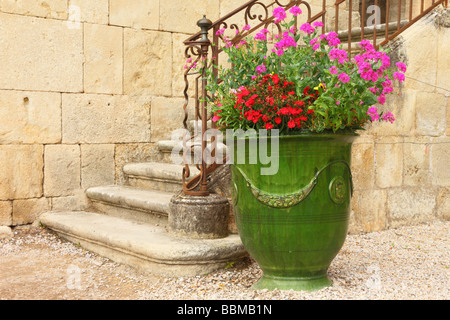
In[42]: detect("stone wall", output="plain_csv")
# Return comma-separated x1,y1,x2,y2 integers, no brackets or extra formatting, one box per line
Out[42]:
0,0,220,226
349,7,450,233
0,1,448,232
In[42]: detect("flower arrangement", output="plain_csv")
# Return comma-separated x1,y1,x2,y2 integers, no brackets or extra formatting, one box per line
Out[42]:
198,6,407,135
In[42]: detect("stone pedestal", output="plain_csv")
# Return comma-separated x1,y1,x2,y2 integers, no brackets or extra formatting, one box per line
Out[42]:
169,192,230,239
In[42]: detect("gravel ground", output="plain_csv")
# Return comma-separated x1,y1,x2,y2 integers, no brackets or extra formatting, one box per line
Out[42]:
0,221,448,300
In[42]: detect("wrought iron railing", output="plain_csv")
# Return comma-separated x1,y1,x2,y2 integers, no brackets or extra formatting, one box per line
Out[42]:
181,0,448,196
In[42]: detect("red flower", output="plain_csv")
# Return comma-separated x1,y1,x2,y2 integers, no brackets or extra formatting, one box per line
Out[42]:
265,122,274,130
272,75,280,84
288,120,296,128
275,117,282,124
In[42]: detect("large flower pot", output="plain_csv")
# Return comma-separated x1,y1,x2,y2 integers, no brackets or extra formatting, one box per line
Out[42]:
231,133,357,291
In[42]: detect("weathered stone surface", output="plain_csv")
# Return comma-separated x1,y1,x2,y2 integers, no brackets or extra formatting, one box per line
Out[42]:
51,190,89,212
436,188,450,220
350,190,387,233
387,188,436,228
0,226,13,239
62,93,151,144
0,201,12,226
436,23,450,95
207,164,237,234
44,145,81,197
40,211,247,277
169,192,230,239
81,144,115,189
124,29,172,96
172,32,196,99
150,97,186,142
114,143,161,185
68,0,109,24
375,138,403,188
0,13,83,92
366,89,417,136
403,14,439,92
84,24,123,94
86,185,171,226
13,197,50,226
403,138,432,186
351,141,375,190
0,0,68,19
123,162,198,193
0,90,61,144
447,97,450,136
110,0,159,30
415,92,447,137
431,141,450,186
160,0,220,34
0,145,43,200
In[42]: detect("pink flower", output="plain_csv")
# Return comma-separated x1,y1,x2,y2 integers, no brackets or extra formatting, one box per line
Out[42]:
393,72,406,83
377,94,386,105
338,72,350,83
255,28,269,41
242,24,251,31
256,64,267,75
212,115,221,122
367,107,380,122
359,39,374,51
329,66,338,74
312,21,324,28
396,62,407,72
289,6,302,16
273,7,287,23
326,32,340,47
329,48,348,64
382,111,395,124
313,43,320,51
300,23,315,34
216,28,225,36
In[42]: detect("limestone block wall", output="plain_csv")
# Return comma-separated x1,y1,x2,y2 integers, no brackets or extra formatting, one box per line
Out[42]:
0,0,448,232
349,7,450,233
0,0,220,226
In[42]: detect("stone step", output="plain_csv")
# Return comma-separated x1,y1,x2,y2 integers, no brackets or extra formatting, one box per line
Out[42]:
123,162,199,193
157,139,228,164
86,185,172,227
39,211,247,277
338,20,409,41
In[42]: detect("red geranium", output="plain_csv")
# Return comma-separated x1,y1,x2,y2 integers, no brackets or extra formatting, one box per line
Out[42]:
212,74,318,134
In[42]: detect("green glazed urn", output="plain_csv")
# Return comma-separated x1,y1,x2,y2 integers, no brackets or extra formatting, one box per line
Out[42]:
230,133,357,291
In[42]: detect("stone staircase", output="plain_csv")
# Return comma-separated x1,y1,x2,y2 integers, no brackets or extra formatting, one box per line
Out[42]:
40,129,246,278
